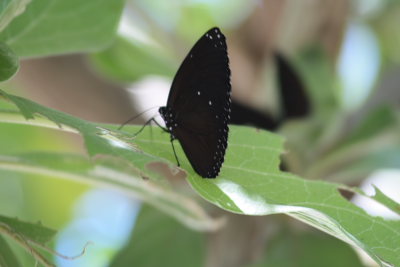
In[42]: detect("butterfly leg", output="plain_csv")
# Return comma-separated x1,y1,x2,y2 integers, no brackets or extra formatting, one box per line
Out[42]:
151,118,169,133
129,118,168,136
151,119,181,167
130,118,153,136
170,138,181,167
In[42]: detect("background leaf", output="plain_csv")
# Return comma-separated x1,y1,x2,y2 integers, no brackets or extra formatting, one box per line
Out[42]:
0,235,22,267
0,0,31,32
89,37,175,82
110,205,205,267
0,215,57,267
248,228,364,267
0,215,56,244
0,0,125,58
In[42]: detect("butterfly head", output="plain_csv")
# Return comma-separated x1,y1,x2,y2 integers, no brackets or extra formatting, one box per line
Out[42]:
159,106,166,119
159,106,177,134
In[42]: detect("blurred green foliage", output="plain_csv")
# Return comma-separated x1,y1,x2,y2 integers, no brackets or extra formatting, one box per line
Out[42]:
248,227,364,267
0,0,400,267
110,205,205,267
90,37,175,82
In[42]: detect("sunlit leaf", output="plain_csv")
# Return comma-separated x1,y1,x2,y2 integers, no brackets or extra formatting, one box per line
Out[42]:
173,127,399,267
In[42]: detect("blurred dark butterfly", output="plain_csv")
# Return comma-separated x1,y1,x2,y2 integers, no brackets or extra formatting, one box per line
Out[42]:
229,52,310,131
159,27,231,178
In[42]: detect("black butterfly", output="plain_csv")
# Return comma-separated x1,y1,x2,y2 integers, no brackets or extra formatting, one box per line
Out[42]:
159,27,231,178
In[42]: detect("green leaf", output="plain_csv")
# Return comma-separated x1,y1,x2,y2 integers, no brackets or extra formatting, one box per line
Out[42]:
248,229,364,267
0,42,18,81
0,91,219,231
370,186,400,216
0,0,124,58
0,235,22,267
89,37,175,82
110,205,205,267
0,90,165,178
178,127,400,267
0,0,31,32
0,90,398,266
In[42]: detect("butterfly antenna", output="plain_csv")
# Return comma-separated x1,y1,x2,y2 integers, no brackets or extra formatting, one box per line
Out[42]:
118,106,161,130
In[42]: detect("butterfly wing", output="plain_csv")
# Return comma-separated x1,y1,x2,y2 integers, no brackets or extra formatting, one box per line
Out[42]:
167,27,231,178
173,93,229,178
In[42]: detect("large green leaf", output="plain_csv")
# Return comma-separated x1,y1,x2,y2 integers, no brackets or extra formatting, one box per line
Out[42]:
110,205,205,267
0,0,124,58
0,90,398,266
178,127,399,267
